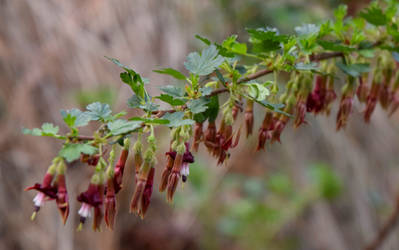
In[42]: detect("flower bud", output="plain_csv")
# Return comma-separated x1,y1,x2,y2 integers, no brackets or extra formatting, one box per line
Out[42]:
139,167,155,218
244,100,254,137
104,176,116,229
306,75,327,114
204,121,217,153
113,147,129,194
257,112,274,151
167,153,183,203
364,81,380,123
192,122,203,152
55,161,69,225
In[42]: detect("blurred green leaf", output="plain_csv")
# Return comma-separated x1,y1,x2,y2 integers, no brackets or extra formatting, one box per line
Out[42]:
107,119,142,135
153,68,186,80
59,143,97,162
184,45,224,76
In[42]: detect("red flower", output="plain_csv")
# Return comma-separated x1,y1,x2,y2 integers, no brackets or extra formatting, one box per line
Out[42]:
77,182,104,231
364,81,380,123
257,112,274,151
245,100,254,137
192,122,203,152
306,75,327,114
104,177,116,229
204,121,217,153
113,148,129,194
336,94,353,130
294,99,307,128
139,167,155,218
25,167,57,219
167,153,183,203
356,76,368,103
55,172,69,225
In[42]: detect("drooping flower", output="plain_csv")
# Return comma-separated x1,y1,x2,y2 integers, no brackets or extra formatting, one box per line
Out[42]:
25,161,58,220
364,80,381,123
139,167,155,218
77,173,104,231
163,143,194,200
166,149,183,203
336,82,354,130
130,149,155,214
356,76,369,103
113,139,130,194
272,96,295,143
204,121,217,153
244,100,254,137
55,160,69,225
159,148,175,192
323,76,337,115
104,174,116,229
133,140,143,183
257,112,274,151
192,122,203,152
306,75,327,114
294,98,307,128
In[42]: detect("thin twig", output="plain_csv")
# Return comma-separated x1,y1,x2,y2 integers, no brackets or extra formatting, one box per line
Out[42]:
152,51,348,116
364,194,399,250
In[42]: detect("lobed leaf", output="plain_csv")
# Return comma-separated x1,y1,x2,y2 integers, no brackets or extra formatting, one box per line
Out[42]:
59,143,98,162
184,45,225,76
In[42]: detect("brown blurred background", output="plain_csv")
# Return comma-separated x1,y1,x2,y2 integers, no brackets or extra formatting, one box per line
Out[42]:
3,0,399,250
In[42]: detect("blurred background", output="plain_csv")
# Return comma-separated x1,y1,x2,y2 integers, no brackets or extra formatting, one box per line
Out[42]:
3,0,399,249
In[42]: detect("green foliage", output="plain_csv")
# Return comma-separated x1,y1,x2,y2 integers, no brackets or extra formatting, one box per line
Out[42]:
336,62,370,77
153,68,186,80
59,143,97,162
162,112,195,127
86,102,113,122
360,3,389,26
184,45,225,76
23,123,61,138
107,119,142,135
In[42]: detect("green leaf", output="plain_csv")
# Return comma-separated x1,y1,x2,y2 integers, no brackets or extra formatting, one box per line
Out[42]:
193,95,219,123
221,35,247,54
336,62,370,77
360,4,388,26
187,97,211,114
41,123,59,136
23,123,60,138
86,102,113,121
127,95,143,109
162,112,195,127
59,143,98,162
334,5,347,22
317,40,354,52
184,45,224,76
159,85,185,97
129,117,170,125
245,82,270,101
156,94,187,106
200,87,213,96
195,34,211,46
153,68,186,80
107,119,143,135
247,27,289,53
22,127,43,136
295,62,319,71
215,69,226,85
60,108,92,127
